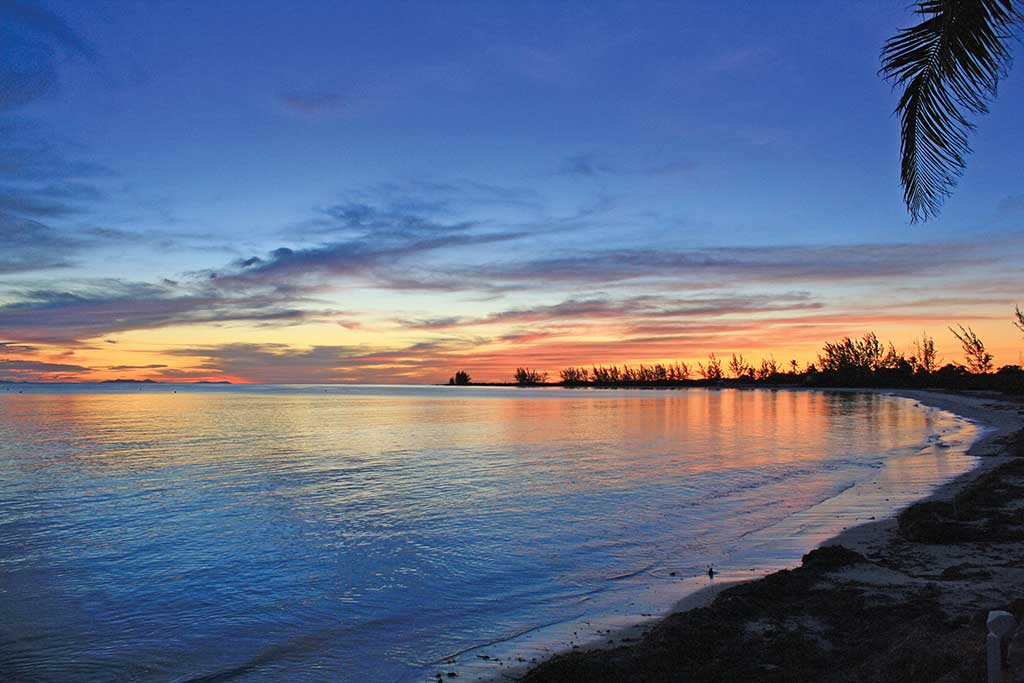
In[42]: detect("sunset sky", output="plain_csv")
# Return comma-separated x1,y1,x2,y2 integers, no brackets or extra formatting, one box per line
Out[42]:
2,0,1023,383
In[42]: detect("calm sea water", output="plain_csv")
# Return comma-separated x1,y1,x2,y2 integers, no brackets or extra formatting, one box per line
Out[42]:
0,385,977,682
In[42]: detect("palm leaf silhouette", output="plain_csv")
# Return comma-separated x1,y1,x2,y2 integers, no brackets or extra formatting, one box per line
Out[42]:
881,0,1021,222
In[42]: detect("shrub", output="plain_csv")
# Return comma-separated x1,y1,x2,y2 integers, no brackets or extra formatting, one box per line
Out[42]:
514,367,548,386
559,367,589,386
950,324,993,374
699,353,723,380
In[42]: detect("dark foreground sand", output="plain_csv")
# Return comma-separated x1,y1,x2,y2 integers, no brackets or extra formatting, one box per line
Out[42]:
515,390,1024,682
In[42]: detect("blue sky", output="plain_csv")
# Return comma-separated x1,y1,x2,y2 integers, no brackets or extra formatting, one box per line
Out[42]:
2,0,1023,382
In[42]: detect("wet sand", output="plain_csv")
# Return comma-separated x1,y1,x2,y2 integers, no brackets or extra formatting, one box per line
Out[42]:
477,389,1024,682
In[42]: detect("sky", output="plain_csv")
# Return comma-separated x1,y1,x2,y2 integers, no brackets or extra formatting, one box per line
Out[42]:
1,0,1023,383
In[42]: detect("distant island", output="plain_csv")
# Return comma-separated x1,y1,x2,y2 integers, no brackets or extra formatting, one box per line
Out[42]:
96,379,232,385
101,378,159,384
1,379,234,385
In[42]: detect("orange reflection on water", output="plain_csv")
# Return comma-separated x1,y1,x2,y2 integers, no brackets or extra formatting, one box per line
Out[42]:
0,384,976,683
1,387,947,483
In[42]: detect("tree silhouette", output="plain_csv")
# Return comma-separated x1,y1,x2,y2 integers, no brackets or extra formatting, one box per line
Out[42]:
950,323,994,373
756,356,779,380
559,367,589,385
514,367,548,385
699,353,723,380
881,1,1021,221
449,370,471,385
728,353,752,379
912,333,941,373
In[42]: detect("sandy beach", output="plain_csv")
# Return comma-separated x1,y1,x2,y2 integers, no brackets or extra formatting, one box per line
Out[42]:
503,389,1024,682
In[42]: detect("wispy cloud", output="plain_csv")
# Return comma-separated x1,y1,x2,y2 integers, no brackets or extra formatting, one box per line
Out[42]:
397,292,822,329
0,358,92,381
0,280,315,345
297,179,542,235
160,343,373,383
209,199,529,293
556,153,695,178
0,122,111,275
456,242,996,286
2,219,83,273
0,0,94,111
107,363,169,371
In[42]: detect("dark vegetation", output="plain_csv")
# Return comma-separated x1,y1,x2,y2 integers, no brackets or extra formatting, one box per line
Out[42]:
523,430,1024,683
449,311,1024,393
448,370,471,385
522,546,981,682
898,429,1024,544
514,367,549,386
521,546,1015,682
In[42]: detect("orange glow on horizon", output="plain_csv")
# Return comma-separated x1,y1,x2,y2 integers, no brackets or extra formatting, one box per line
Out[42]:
3,308,1022,384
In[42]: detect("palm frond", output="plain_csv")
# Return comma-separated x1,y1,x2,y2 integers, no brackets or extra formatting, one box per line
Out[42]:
881,0,1021,222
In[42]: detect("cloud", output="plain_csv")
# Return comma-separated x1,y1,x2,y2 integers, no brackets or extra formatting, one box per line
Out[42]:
158,338,497,384
210,200,527,292
0,358,92,381
157,326,797,384
0,0,94,111
1,218,83,273
397,293,823,329
315,201,479,240
0,120,111,275
107,364,169,371
0,280,315,344
0,183,99,218
456,242,994,286
100,286,1014,385
0,120,109,180
0,187,532,346
0,341,38,353
161,343,368,383
0,5,119,274
300,179,542,234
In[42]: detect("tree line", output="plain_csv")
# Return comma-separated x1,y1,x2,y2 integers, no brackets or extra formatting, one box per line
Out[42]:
447,309,1024,392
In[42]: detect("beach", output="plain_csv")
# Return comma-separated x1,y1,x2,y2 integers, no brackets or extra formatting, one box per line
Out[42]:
514,389,1024,682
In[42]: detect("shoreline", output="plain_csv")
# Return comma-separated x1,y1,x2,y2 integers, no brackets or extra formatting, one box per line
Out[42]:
477,389,1024,682
828,389,1021,549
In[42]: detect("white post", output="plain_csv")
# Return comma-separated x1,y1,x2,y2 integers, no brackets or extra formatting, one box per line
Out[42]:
988,632,1003,683
987,610,1017,683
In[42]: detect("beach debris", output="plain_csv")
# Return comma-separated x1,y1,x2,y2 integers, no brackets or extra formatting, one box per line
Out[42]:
987,610,1017,683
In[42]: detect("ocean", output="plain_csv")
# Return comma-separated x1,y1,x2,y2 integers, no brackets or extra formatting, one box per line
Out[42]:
0,385,978,682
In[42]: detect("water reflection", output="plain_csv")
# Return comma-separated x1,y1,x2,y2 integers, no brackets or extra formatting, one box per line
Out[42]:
0,387,974,682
